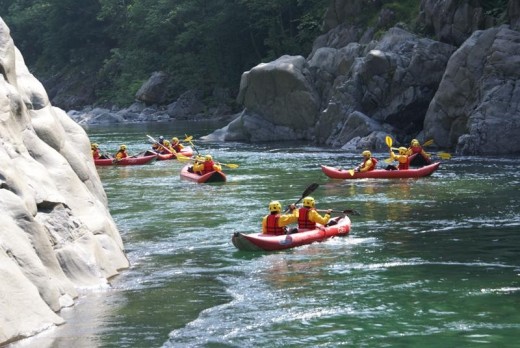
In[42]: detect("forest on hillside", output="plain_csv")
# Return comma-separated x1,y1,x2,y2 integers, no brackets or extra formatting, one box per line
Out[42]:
1,0,330,107
1,0,509,109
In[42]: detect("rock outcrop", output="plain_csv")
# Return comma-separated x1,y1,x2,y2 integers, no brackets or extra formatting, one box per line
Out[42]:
424,25,520,155
205,0,520,155
0,17,129,345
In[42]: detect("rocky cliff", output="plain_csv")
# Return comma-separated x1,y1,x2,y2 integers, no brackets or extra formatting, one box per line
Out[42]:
205,0,520,155
0,18,129,345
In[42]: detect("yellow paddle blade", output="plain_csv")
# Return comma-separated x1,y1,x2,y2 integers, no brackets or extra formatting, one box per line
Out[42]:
223,163,239,169
422,139,434,147
348,169,355,176
437,152,452,160
176,154,192,162
183,135,193,142
384,157,394,163
385,135,393,148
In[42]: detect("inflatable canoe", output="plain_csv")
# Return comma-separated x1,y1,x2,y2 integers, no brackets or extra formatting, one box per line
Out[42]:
94,153,157,166
321,162,440,179
232,216,351,251
180,164,227,183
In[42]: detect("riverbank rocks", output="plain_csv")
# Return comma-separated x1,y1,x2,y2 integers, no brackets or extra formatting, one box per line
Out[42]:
424,26,520,155
0,17,129,345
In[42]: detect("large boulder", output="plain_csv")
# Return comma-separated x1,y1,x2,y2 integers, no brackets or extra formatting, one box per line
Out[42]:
207,55,320,142
424,26,520,155
0,17,128,345
135,71,169,105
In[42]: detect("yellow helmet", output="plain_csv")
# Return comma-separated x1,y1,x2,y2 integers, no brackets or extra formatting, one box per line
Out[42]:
205,154,213,161
411,139,420,146
268,200,282,213
362,150,372,157
172,137,179,144
164,140,170,146
120,145,127,150
91,143,99,149
303,196,315,208
398,147,407,155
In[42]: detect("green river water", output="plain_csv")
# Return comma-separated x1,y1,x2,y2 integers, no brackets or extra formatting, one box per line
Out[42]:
14,121,520,348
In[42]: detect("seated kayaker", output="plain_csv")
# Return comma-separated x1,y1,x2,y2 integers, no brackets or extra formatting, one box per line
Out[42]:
262,201,298,235
406,139,431,164
151,136,165,152
296,196,332,231
355,150,378,172
115,144,128,160
171,137,185,152
91,143,101,159
160,140,176,154
386,147,409,170
193,154,222,175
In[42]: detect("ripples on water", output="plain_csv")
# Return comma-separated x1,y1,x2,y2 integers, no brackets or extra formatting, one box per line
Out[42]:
16,123,520,348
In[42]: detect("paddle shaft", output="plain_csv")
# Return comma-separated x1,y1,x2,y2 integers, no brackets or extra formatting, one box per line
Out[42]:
316,209,360,216
146,134,173,155
284,183,319,213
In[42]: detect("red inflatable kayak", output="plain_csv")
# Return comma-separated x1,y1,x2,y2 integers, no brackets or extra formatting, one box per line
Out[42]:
321,162,440,179
180,164,226,183
232,216,351,251
94,153,157,166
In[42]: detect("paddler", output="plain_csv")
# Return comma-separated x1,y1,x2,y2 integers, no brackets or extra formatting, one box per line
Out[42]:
91,143,101,159
115,144,128,160
406,139,431,164
193,154,222,174
355,150,378,172
387,146,409,170
262,201,298,235
171,137,184,152
151,136,165,152
295,196,332,231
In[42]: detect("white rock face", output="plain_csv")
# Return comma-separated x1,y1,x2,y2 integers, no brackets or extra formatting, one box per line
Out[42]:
0,17,129,345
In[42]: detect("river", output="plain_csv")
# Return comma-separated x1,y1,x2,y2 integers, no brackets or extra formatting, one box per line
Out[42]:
13,121,520,347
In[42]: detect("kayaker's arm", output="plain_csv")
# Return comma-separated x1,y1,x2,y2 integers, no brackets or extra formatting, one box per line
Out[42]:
309,209,331,225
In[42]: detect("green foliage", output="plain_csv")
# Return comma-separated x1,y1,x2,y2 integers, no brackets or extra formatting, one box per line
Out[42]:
4,0,508,108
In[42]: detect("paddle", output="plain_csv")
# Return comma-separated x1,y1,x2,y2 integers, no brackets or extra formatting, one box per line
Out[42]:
317,209,361,216
436,152,452,160
184,134,200,156
284,183,319,213
146,134,174,155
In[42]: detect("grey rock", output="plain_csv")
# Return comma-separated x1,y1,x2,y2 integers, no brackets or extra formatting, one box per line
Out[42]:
424,26,520,155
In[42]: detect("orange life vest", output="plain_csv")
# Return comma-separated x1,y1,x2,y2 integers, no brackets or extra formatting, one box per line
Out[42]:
362,157,378,171
203,160,215,174
298,207,316,229
265,214,285,235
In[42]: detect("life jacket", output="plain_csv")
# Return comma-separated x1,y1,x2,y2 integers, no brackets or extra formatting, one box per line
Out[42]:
203,160,215,174
92,148,100,159
397,156,409,170
409,145,422,154
298,207,316,230
115,150,127,160
172,143,183,152
362,157,378,171
266,214,285,235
